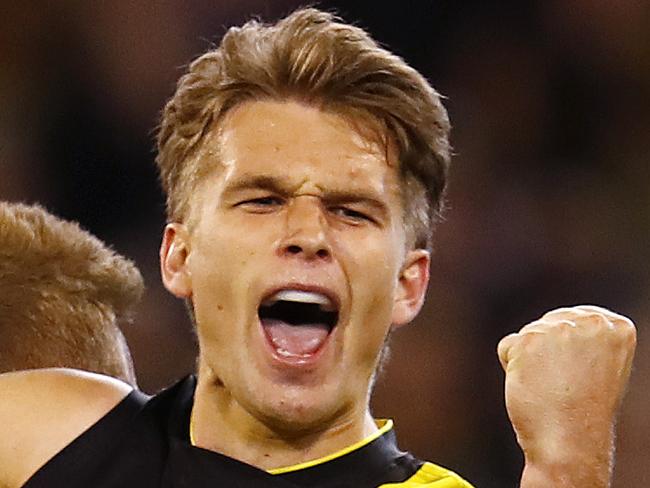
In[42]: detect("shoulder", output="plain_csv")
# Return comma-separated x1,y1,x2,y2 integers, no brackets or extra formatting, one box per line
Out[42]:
380,461,475,488
0,368,132,488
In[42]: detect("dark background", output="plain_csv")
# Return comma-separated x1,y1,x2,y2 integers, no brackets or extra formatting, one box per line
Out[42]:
1,1,648,486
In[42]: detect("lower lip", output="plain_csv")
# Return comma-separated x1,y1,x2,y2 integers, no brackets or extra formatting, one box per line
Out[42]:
258,319,335,369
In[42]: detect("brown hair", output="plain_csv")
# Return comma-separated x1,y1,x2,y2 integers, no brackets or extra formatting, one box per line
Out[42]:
156,7,451,250
0,202,144,385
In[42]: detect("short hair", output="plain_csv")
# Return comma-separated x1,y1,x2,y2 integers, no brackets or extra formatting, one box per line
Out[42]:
156,7,451,250
0,202,144,385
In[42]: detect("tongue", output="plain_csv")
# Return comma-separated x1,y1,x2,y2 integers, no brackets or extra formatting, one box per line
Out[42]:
262,319,330,356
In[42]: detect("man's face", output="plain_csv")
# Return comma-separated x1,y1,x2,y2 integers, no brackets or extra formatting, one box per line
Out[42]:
161,100,429,432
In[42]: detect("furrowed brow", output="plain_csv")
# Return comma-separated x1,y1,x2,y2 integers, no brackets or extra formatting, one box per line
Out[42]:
222,175,391,219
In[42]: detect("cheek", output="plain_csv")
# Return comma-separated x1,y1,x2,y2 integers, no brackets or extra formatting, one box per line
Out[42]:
189,237,240,327
339,233,401,350
189,223,268,323
336,229,402,286
192,217,267,277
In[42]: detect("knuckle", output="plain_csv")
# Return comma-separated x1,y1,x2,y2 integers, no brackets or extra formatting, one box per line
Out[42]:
547,320,577,338
518,330,544,347
580,312,610,327
575,304,612,315
555,319,576,328
541,306,591,323
618,321,637,344
542,306,574,318
535,318,574,332
578,304,634,325
518,319,547,334
612,315,636,331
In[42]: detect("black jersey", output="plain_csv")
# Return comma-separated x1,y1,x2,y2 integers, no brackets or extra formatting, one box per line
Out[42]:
23,376,473,488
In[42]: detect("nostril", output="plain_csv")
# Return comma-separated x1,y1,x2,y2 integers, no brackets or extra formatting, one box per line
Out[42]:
316,249,329,259
284,244,330,259
287,245,302,255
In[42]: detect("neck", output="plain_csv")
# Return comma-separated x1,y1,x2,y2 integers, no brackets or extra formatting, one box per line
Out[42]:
190,371,378,471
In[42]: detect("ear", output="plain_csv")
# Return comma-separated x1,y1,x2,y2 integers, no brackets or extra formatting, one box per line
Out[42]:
160,223,193,298
391,249,430,329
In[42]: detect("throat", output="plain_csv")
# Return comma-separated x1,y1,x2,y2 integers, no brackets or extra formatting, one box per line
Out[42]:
190,373,378,472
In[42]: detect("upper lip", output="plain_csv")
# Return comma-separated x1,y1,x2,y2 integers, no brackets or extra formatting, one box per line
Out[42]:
259,283,341,312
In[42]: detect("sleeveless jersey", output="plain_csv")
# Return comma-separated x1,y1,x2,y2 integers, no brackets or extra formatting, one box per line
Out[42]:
23,376,473,488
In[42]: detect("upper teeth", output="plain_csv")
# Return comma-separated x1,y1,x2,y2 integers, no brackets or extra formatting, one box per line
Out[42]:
265,290,335,311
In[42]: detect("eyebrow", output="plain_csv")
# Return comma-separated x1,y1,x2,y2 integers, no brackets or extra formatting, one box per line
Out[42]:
223,175,292,196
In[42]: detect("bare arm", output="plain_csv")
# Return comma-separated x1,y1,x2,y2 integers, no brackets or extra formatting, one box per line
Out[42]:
0,368,132,488
498,305,636,488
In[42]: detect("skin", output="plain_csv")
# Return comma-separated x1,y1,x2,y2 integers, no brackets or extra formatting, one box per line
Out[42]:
0,369,131,487
499,305,636,488
160,99,431,469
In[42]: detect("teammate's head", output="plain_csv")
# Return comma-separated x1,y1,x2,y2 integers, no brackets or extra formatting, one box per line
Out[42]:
158,8,449,432
156,7,450,251
0,202,143,386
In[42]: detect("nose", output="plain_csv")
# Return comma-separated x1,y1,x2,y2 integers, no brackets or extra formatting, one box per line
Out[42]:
279,196,331,261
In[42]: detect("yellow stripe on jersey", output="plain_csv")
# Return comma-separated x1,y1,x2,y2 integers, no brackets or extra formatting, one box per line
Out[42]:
268,420,394,475
378,462,475,488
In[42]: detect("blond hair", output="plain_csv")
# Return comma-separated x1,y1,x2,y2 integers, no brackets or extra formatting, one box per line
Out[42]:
156,8,451,250
0,202,144,385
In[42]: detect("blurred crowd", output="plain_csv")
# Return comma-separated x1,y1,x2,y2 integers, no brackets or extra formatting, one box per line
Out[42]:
1,1,648,486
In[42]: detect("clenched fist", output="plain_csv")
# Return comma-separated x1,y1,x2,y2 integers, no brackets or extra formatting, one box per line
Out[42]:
498,305,636,488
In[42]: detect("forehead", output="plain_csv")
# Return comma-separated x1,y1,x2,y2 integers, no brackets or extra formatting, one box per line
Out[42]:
210,100,401,197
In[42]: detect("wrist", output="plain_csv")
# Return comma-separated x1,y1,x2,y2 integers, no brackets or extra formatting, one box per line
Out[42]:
521,459,611,488
520,429,614,488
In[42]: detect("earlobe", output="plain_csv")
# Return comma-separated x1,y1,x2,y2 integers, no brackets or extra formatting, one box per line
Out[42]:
391,250,430,329
160,223,193,298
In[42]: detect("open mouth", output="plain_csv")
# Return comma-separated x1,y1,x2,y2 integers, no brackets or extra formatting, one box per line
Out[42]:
258,290,339,358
